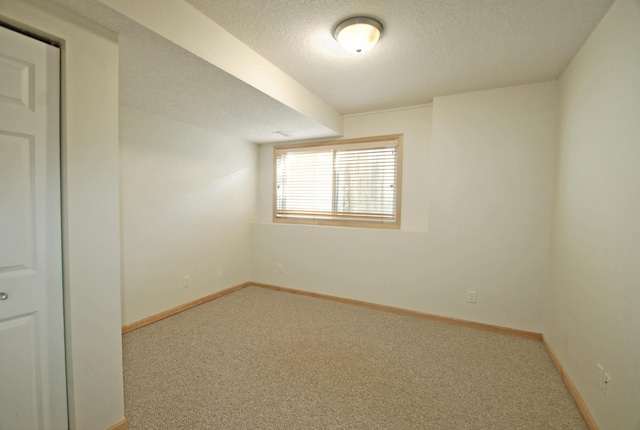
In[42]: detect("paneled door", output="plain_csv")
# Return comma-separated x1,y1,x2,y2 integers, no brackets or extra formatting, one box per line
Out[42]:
0,25,67,429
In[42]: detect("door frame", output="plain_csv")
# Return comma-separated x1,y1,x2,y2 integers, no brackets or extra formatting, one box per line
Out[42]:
0,3,126,428
0,19,68,427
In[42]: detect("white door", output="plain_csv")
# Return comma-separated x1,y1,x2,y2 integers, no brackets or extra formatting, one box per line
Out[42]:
0,25,67,430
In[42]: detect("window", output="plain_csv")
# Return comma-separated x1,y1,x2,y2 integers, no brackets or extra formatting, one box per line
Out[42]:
274,134,402,228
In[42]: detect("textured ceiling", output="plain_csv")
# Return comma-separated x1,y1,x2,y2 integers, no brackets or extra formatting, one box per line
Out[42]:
49,0,613,142
49,0,339,143
187,0,614,114
119,27,337,143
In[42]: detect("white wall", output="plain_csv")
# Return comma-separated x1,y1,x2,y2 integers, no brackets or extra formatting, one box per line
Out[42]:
546,0,640,428
120,107,257,325
0,1,125,429
253,83,557,332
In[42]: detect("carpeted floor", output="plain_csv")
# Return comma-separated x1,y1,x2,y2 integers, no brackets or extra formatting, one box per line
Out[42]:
123,286,588,429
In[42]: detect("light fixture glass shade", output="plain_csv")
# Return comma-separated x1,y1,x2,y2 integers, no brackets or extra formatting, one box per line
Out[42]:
334,17,383,54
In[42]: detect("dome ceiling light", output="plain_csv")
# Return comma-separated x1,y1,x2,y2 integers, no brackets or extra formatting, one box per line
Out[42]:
333,17,383,54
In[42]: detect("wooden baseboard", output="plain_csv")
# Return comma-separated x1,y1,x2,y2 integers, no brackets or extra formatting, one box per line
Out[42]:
251,282,542,341
121,281,543,341
121,282,251,334
542,337,599,430
107,418,129,430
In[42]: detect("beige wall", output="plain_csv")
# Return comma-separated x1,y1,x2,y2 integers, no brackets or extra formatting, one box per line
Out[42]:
0,1,125,429
120,107,257,325
546,0,640,428
254,82,557,332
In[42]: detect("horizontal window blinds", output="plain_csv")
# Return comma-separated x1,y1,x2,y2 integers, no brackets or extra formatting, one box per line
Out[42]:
274,135,402,228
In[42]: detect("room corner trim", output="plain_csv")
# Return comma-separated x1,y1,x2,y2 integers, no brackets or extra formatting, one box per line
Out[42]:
251,282,543,341
542,337,599,430
107,418,129,430
121,282,251,334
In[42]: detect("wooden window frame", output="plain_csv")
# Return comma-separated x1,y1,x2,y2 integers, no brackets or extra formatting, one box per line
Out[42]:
273,134,403,229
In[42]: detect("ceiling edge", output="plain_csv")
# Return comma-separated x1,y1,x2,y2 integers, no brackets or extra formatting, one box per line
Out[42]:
98,0,343,135
343,103,434,119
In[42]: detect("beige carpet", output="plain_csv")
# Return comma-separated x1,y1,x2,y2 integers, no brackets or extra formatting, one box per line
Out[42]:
123,286,588,429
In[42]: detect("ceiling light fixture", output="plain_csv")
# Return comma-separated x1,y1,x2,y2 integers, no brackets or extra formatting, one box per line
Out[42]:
334,17,383,54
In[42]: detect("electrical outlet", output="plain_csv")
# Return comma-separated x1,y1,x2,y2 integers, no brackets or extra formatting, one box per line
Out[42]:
183,275,190,288
595,363,604,389
603,372,612,395
467,290,477,303
216,266,222,277
277,263,283,273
